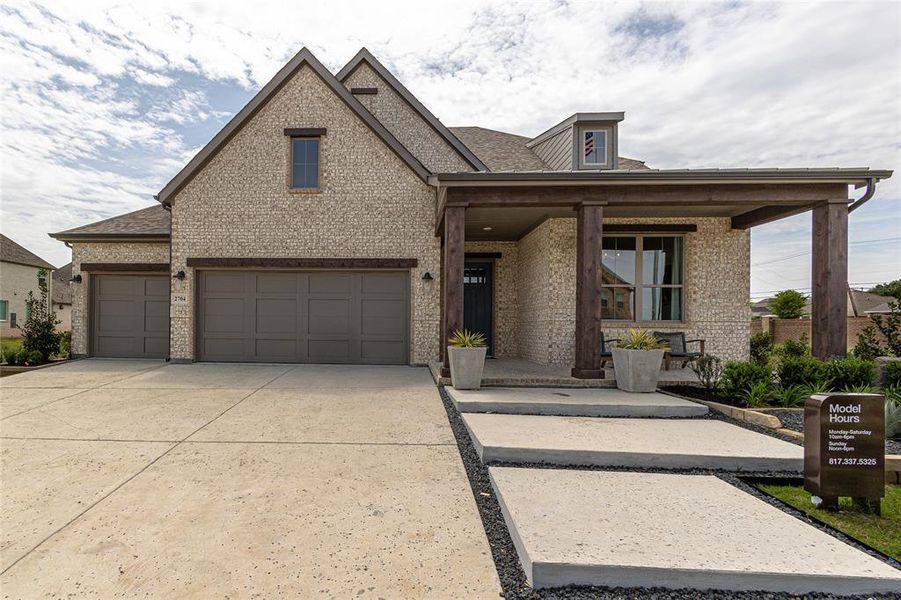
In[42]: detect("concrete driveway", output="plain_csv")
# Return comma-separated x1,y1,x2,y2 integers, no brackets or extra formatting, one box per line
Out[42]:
0,359,498,598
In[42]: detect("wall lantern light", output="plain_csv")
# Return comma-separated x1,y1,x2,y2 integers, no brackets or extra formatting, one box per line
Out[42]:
421,272,433,282
173,270,186,280
70,274,82,283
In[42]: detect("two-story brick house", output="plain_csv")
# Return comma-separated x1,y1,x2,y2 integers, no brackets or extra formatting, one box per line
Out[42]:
50,47,892,376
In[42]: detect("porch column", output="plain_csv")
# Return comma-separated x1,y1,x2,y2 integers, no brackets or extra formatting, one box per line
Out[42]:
441,205,465,376
572,202,605,379
811,199,849,359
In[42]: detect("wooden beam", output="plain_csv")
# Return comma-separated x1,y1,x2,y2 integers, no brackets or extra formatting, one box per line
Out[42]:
811,200,849,359
441,206,466,376
604,224,697,233
184,257,417,269
731,203,817,229
79,263,169,272
572,203,605,379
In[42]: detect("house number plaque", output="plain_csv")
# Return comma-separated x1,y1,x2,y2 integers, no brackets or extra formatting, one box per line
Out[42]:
804,393,884,513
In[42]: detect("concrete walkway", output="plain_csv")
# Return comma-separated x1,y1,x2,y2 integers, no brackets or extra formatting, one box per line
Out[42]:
490,468,901,593
0,360,499,598
447,386,708,417
463,412,804,471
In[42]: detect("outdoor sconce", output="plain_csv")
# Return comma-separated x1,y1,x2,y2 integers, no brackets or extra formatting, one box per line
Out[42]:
173,270,186,280
70,274,82,283
421,272,433,282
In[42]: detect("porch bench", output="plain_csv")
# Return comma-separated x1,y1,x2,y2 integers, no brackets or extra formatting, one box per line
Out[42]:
599,332,621,368
653,331,705,370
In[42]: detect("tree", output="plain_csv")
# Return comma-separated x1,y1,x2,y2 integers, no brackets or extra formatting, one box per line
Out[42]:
770,289,807,319
20,269,61,363
869,279,901,301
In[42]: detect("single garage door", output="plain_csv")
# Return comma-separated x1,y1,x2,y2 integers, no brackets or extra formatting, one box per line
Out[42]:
91,275,169,358
198,271,409,364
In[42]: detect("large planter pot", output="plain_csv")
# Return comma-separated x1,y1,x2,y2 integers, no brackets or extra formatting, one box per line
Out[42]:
611,348,665,393
448,346,488,390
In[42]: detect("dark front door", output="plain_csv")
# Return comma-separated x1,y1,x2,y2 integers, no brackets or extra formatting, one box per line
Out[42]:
463,262,493,356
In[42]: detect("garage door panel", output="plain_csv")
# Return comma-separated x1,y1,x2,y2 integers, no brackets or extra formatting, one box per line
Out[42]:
92,275,168,359
198,270,407,364
256,298,297,333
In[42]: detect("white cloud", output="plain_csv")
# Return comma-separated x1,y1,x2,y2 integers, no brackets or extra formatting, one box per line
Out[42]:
0,0,898,290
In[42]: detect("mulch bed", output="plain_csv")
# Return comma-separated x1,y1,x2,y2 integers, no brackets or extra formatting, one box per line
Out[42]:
435,384,898,599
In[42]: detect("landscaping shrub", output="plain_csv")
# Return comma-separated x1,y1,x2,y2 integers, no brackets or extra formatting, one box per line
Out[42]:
777,356,826,388
853,327,889,361
2,348,18,365
20,269,60,362
750,332,772,366
689,355,723,390
869,300,901,356
59,331,72,358
775,338,810,359
770,290,807,319
743,381,775,408
720,360,772,402
885,388,901,440
773,384,808,407
883,361,901,388
17,349,43,366
822,357,876,391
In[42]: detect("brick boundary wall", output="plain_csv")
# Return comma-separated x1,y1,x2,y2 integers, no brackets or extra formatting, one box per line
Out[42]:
751,316,885,348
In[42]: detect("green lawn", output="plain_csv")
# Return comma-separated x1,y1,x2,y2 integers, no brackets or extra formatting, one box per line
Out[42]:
757,483,901,561
1,338,22,356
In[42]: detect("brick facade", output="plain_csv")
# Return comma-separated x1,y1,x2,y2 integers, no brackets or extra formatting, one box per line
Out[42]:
0,261,49,339
168,64,441,364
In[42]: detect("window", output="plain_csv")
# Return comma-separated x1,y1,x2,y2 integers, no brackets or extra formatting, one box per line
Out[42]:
582,129,607,166
24,302,31,322
290,137,320,190
601,235,684,322
0,300,7,321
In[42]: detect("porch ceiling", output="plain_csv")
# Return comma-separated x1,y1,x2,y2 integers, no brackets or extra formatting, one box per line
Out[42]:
465,204,755,241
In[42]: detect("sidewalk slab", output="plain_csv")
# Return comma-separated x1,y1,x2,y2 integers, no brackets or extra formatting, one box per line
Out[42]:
463,413,802,471
447,387,707,417
490,467,901,594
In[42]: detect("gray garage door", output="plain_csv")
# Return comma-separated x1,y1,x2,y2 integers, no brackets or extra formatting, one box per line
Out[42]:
198,271,409,364
91,275,169,358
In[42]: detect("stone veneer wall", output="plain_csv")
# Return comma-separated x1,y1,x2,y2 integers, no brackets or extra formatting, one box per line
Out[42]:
343,63,473,174
69,241,170,356
463,241,518,357
169,64,440,364
509,216,750,366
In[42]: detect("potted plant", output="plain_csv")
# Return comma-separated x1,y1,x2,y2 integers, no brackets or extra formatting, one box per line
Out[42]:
611,328,668,393
447,329,488,390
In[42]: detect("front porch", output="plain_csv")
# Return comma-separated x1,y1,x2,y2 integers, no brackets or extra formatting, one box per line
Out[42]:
433,171,880,380
429,357,699,388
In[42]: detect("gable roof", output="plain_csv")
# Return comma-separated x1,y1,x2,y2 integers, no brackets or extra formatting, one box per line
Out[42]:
0,234,56,270
337,48,488,172
156,47,430,204
449,126,650,173
50,205,170,241
52,263,72,304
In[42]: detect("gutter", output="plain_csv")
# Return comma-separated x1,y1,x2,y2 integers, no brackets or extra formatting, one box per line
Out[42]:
848,177,877,213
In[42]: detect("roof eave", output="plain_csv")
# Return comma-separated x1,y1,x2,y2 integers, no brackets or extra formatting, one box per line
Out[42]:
48,233,171,243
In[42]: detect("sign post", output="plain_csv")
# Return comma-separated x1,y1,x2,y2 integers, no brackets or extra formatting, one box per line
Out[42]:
804,393,884,514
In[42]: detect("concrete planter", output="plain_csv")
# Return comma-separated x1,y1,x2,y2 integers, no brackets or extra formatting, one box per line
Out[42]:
448,346,487,390
612,348,665,393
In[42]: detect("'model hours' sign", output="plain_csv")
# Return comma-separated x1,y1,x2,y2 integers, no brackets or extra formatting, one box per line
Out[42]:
804,393,884,506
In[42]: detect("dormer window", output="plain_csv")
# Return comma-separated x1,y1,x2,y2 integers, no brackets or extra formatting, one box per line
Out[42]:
582,130,607,166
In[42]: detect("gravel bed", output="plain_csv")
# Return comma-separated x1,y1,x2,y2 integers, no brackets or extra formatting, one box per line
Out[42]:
767,409,901,455
436,385,899,599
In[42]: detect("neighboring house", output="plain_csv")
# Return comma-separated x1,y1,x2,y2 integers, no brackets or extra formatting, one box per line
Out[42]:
751,287,893,318
49,47,893,373
0,234,56,339
51,263,73,332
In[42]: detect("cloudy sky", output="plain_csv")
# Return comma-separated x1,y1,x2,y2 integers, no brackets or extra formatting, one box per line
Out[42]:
1,0,899,298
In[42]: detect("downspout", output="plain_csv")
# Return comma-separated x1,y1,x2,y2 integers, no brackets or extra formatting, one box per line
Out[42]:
848,177,877,213
160,196,173,363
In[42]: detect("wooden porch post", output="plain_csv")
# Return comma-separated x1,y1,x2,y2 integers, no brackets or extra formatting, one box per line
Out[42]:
811,199,849,359
572,202,605,379
441,205,465,376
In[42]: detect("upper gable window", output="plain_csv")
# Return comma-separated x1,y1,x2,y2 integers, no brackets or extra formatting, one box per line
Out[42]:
290,137,320,190
582,129,607,166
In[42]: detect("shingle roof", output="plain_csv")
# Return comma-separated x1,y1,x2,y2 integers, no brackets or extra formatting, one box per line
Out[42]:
449,126,649,172
0,234,56,270
50,205,170,241
52,263,72,305
850,289,894,315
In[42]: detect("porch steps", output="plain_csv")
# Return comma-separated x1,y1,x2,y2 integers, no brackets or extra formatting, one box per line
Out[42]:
489,467,901,594
462,413,803,472
447,387,708,418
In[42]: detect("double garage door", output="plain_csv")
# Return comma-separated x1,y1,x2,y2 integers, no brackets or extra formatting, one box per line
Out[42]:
197,270,409,364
